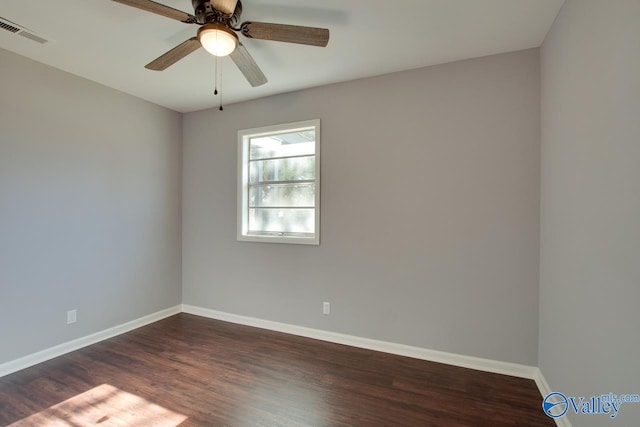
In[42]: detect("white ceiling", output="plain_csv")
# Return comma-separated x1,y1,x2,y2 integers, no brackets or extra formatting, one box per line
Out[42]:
0,0,564,113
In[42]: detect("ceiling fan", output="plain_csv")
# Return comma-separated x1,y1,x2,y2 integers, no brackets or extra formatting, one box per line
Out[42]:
113,0,330,87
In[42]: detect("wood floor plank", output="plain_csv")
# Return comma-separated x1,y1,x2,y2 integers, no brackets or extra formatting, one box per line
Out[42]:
0,314,554,426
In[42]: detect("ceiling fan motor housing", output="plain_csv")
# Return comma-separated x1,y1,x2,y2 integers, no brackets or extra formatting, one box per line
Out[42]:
191,0,243,26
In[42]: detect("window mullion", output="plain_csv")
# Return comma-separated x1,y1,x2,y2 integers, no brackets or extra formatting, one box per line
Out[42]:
249,153,315,162
249,179,315,186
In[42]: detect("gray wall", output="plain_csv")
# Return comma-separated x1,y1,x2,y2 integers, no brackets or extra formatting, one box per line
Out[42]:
183,49,541,365
539,0,640,425
0,49,183,364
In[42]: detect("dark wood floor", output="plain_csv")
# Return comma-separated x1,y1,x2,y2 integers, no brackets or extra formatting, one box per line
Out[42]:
0,314,553,426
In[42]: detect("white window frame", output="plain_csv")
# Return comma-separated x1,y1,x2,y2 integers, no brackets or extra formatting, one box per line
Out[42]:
237,119,320,245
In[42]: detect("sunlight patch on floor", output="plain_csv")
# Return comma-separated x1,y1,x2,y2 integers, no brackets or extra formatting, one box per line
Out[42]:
9,383,187,426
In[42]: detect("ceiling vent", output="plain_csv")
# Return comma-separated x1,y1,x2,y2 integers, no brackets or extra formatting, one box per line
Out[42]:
0,17,48,44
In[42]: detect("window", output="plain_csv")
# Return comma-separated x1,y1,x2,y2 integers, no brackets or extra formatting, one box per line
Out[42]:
237,119,320,245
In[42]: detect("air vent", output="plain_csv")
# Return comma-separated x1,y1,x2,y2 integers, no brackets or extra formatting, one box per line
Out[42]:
0,16,48,44
0,20,20,33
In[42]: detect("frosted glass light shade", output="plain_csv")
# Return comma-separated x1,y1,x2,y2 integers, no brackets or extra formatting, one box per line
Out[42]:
198,24,237,57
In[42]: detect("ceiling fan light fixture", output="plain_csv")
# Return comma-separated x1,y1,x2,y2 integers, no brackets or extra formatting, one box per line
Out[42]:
198,23,238,57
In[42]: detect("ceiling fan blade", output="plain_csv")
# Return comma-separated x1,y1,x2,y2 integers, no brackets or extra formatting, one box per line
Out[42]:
210,0,239,15
241,22,329,47
145,37,201,71
229,43,268,87
113,0,196,23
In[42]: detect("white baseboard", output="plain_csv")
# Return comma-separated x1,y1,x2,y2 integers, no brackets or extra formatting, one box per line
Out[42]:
0,305,182,378
534,368,573,427
182,304,538,380
534,367,553,399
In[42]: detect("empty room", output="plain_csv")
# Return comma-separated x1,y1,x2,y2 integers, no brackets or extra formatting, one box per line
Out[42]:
0,0,638,426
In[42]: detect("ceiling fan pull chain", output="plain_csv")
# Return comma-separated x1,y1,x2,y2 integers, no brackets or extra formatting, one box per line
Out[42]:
213,56,223,111
219,66,224,111
214,56,219,95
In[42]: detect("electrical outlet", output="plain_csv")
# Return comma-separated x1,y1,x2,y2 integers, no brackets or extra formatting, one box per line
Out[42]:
323,301,331,315
67,309,77,324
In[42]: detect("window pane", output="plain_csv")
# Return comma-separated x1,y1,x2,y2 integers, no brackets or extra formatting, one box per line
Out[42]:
250,156,315,183
249,183,315,208
250,131,315,160
249,208,315,234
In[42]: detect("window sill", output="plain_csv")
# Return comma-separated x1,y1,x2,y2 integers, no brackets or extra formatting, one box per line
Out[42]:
237,234,319,245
